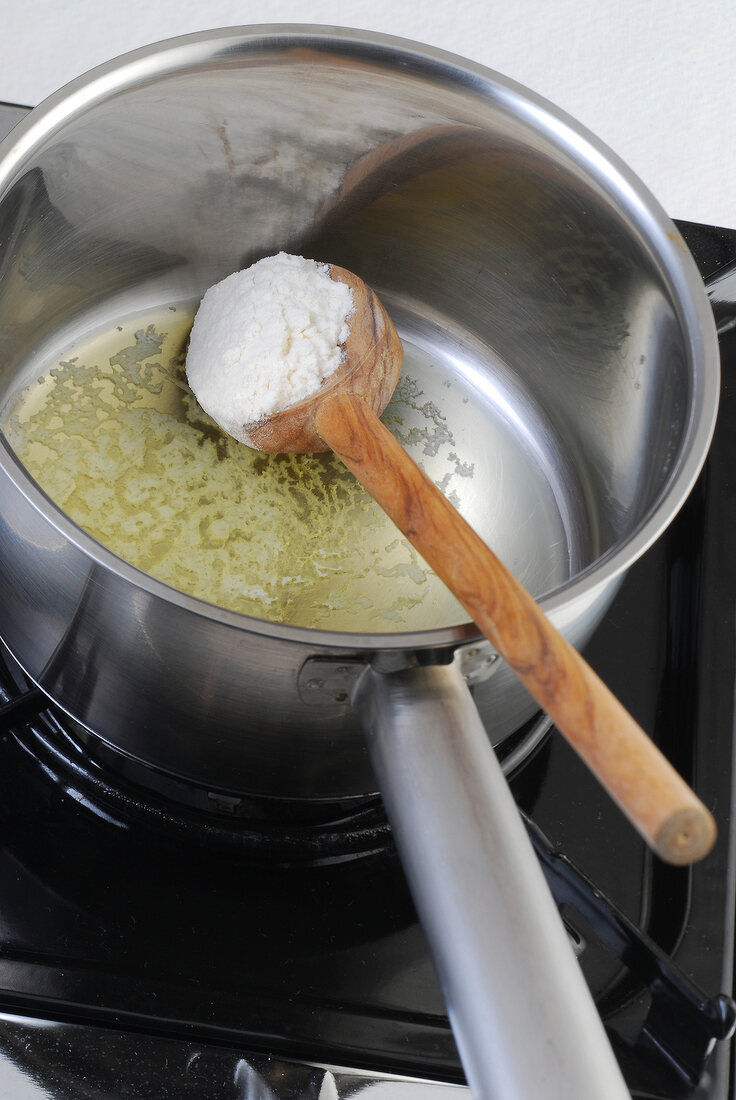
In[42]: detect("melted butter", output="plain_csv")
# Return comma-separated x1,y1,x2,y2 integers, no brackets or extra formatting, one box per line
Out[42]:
2,307,469,632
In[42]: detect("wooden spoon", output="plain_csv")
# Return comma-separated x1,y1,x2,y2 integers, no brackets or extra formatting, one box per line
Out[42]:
227,264,716,866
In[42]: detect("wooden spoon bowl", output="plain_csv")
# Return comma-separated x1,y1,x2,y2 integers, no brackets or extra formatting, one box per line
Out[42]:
243,266,403,454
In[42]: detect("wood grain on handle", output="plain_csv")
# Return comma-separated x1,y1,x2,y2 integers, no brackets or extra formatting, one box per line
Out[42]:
315,390,717,866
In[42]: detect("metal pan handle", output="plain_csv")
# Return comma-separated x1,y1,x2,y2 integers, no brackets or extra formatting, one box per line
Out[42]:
353,662,630,1100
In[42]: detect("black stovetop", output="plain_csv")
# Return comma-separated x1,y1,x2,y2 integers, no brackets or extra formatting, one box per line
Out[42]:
1,100,736,1099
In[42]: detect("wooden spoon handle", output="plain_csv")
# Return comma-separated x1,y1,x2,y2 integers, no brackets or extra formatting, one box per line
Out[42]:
315,391,716,866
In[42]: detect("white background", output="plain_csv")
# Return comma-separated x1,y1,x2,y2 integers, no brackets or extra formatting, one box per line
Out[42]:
2,0,735,229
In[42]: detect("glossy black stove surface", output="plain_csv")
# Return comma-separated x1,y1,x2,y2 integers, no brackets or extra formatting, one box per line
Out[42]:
0,93,735,1096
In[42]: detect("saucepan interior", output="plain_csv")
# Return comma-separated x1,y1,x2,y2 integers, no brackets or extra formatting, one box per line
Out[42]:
0,28,719,799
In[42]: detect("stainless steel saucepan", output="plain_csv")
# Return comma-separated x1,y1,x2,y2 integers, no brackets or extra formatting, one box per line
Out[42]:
0,27,719,1099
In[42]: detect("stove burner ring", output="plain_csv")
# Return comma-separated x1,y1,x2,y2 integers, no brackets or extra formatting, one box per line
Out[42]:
10,709,390,864
67,697,551,816
1,646,552,864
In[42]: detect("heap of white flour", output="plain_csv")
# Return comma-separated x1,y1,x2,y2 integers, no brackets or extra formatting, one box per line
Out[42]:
186,252,354,444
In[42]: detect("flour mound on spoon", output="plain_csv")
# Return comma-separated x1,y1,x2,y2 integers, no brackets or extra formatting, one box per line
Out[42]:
186,252,354,445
